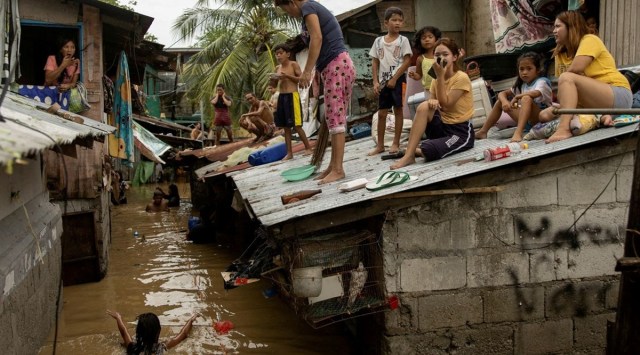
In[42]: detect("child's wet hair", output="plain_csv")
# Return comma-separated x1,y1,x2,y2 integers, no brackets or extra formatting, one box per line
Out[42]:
384,6,403,20
127,313,161,354
413,26,442,54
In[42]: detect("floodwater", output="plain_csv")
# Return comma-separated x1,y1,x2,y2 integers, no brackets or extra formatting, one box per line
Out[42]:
38,182,355,354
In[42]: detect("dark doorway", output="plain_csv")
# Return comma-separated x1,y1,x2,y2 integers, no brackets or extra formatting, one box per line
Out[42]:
61,211,101,285
18,24,80,85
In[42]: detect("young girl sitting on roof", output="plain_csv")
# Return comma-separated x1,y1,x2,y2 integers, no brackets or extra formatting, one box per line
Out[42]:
390,38,474,169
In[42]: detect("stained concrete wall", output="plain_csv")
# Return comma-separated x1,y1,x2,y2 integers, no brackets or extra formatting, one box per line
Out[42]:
464,0,496,57
381,149,632,354
0,159,62,355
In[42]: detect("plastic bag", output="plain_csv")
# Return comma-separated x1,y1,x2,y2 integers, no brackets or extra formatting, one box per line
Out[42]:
68,81,91,113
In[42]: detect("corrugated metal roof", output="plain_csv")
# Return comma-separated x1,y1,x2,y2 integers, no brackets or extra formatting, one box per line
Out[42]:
231,124,639,227
0,92,115,166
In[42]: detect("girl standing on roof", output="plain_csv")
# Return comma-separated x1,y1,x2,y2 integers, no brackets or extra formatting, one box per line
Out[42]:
408,26,442,99
274,0,356,185
542,10,632,143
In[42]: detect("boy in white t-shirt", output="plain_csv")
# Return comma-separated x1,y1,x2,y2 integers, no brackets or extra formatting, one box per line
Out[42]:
368,7,413,156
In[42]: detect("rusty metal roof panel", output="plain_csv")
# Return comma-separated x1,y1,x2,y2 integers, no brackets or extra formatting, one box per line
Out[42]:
230,124,639,227
0,92,115,166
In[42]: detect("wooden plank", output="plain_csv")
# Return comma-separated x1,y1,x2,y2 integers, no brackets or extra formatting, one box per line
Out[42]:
374,185,505,200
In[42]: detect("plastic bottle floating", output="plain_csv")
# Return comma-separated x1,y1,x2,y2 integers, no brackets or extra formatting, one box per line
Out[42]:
483,142,528,162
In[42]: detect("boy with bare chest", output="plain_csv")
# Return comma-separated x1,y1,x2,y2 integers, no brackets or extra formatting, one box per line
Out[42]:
273,43,313,159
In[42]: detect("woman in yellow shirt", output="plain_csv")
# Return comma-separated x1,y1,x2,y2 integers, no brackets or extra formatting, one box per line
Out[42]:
544,10,632,143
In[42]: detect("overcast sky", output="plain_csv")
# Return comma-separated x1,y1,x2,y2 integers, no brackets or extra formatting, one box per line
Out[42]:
133,0,378,48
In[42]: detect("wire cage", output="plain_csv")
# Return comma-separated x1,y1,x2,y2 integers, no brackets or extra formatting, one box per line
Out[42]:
276,229,388,328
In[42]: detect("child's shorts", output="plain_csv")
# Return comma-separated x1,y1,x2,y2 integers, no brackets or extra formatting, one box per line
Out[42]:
275,92,303,128
420,112,475,161
379,75,406,110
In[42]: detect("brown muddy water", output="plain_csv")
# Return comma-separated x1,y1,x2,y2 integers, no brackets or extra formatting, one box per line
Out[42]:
38,182,355,354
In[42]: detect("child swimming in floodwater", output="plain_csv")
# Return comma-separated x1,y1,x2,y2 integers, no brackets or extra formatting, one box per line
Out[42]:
107,310,199,354
475,51,552,142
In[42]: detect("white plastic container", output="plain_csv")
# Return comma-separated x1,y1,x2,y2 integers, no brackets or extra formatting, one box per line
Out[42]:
291,266,323,297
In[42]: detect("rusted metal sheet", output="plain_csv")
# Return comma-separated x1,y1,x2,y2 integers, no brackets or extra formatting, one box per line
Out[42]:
0,92,114,166
231,124,639,227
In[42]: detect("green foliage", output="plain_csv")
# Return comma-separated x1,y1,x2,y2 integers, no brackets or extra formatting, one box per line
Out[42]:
173,0,299,122
144,33,159,42
98,0,137,11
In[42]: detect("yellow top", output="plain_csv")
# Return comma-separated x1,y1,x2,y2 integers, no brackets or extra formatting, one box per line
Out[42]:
430,70,474,124
420,56,436,90
555,34,630,89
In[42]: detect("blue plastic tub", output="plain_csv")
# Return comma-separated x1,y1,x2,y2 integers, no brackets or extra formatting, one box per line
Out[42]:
349,123,371,139
188,216,200,231
249,142,287,166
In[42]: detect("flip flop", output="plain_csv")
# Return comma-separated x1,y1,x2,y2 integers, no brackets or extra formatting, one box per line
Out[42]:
613,115,640,128
366,171,410,191
381,150,405,160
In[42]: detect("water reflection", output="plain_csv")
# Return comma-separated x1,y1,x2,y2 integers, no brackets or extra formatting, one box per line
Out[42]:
38,182,353,354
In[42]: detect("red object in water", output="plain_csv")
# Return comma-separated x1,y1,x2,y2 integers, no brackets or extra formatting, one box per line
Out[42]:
388,295,399,310
234,277,249,285
214,320,235,334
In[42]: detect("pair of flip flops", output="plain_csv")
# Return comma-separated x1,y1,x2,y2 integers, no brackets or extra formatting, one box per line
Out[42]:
613,115,640,128
365,171,413,191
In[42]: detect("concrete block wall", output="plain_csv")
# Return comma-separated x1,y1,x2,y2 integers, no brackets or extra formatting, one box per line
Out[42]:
0,191,62,355
382,152,632,354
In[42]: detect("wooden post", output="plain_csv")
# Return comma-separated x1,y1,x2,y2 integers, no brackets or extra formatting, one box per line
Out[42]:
609,135,640,354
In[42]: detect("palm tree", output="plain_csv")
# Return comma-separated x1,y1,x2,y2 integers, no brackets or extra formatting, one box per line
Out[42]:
173,0,298,121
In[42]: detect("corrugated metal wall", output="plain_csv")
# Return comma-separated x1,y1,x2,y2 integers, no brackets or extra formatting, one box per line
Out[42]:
600,0,639,66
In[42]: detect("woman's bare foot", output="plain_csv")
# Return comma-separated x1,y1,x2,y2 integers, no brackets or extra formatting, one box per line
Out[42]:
600,115,614,127
303,149,313,155
510,132,523,142
282,154,293,161
475,130,488,139
314,168,332,181
318,171,345,185
390,156,416,170
389,144,400,154
368,146,385,156
545,128,573,143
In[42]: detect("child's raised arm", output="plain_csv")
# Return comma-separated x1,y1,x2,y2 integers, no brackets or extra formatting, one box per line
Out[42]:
107,310,133,348
165,313,200,349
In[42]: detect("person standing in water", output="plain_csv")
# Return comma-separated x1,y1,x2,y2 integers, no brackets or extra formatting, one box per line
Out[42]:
107,310,199,354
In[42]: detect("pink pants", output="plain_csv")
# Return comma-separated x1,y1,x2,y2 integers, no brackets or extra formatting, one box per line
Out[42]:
321,52,356,134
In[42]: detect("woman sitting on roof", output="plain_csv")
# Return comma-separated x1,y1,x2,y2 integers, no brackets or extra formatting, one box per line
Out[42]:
390,38,474,170
542,10,632,143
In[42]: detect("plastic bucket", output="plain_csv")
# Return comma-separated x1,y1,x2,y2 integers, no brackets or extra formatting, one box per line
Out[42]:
291,266,323,297
248,142,287,166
